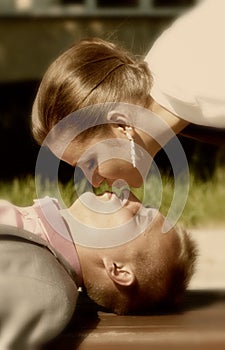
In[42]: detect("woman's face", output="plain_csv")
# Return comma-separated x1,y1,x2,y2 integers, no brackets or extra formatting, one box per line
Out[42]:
61,132,144,188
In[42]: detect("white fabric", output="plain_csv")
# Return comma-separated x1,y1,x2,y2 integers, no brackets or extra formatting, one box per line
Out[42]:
145,0,225,128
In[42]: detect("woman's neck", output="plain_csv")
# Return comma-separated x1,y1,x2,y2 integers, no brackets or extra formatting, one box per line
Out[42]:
150,100,189,134
138,100,189,157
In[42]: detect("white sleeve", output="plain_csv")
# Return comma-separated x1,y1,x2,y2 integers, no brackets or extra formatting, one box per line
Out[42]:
145,0,225,128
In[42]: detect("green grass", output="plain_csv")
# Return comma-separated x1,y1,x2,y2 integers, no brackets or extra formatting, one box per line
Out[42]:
143,168,225,228
181,168,225,228
0,168,224,228
0,176,76,207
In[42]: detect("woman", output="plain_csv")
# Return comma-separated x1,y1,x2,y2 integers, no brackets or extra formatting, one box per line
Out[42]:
32,0,225,189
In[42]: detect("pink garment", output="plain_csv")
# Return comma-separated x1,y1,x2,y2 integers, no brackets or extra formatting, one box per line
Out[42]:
0,197,82,286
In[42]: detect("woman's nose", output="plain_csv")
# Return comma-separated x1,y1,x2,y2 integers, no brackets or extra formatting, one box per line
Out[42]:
91,170,105,188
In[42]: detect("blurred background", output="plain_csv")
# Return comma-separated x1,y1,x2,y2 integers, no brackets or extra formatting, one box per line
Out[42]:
0,0,224,183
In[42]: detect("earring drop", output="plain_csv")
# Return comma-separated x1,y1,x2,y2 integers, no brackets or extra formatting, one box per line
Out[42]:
125,127,136,168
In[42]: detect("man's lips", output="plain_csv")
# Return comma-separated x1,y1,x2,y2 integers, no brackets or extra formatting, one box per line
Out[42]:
97,189,141,211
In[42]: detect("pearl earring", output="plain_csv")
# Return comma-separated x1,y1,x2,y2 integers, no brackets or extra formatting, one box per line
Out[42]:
125,127,136,168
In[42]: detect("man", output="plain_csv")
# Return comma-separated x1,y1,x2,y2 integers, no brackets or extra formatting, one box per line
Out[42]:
0,191,196,349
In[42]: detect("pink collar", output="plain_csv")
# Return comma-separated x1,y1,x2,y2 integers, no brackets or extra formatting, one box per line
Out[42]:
33,197,83,287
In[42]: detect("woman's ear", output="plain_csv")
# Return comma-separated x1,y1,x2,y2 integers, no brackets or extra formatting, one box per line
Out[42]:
107,110,129,126
107,111,135,137
103,257,135,287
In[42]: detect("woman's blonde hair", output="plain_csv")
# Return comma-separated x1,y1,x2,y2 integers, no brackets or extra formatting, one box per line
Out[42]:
31,38,152,145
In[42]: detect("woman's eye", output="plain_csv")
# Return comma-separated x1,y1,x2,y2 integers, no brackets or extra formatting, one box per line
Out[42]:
87,159,96,171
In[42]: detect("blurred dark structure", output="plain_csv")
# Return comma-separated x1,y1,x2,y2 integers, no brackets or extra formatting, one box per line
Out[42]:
0,0,223,182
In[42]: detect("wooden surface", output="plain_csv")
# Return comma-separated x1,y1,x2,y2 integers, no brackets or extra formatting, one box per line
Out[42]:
45,290,225,350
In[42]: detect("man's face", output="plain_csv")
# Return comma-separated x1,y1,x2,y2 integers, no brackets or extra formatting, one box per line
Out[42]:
68,189,157,232
69,190,143,228
68,190,180,256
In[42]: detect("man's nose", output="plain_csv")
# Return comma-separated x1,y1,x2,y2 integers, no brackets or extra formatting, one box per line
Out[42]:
91,170,105,188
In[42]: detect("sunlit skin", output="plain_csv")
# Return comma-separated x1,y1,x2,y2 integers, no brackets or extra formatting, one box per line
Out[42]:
61,130,144,188
68,190,143,229
66,190,182,291
60,103,188,189
68,190,180,253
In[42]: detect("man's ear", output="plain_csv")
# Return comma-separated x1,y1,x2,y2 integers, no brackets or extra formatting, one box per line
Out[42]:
107,111,135,137
103,257,135,287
